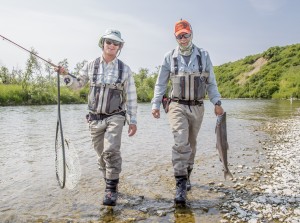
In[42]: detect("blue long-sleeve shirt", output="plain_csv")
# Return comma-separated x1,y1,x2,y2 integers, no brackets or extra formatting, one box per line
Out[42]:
151,45,221,110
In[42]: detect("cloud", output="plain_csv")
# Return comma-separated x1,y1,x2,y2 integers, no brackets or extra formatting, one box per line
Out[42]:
248,0,287,13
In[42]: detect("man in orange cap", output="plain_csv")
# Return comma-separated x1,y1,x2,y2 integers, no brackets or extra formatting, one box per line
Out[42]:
151,19,224,205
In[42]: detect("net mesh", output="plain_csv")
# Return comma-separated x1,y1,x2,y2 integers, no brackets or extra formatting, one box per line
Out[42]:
64,139,81,190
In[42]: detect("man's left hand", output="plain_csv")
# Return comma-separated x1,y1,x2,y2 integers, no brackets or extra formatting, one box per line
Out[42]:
128,124,137,136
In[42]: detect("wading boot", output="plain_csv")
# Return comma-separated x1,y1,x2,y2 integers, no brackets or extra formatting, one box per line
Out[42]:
103,179,119,206
187,168,193,191
174,176,187,205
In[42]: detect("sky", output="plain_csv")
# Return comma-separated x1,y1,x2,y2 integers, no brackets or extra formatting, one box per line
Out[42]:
1,0,299,74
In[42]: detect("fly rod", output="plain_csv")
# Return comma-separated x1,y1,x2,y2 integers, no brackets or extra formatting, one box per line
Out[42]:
1,34,80,189
0,34,76,78
1,34,57,67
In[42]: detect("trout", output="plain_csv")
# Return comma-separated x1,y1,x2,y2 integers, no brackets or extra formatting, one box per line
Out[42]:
215,112,233,180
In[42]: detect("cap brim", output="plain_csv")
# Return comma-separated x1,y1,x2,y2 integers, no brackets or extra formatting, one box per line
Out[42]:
175,29,191,36
103,34,124,43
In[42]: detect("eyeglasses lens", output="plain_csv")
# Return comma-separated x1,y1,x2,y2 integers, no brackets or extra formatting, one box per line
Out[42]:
105,39,121,46
177,33,191,40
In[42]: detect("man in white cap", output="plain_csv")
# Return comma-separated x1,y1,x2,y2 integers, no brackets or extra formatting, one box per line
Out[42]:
151,19,224,205
57,29,138,206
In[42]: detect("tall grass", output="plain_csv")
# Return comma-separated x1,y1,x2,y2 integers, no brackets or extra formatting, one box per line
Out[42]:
0,84,86,106
0,84,25,105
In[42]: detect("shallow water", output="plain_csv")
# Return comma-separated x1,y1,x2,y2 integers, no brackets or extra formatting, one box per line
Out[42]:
0,99,299,222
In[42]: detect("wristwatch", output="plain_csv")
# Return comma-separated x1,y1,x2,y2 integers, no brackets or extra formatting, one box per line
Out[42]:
215,100,222,106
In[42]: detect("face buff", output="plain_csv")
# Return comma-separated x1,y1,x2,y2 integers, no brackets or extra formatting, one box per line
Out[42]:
176,33,194,56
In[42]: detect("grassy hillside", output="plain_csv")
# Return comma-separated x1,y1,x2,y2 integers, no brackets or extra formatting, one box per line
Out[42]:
214,43,300,99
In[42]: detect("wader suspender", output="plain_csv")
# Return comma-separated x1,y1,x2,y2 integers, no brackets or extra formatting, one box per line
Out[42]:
173,49,179,75
116,59,124,83
173,48,203,75
92,58,124,83
92,57,100,83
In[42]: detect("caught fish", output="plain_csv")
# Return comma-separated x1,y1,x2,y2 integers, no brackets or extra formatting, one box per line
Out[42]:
215,112,233,180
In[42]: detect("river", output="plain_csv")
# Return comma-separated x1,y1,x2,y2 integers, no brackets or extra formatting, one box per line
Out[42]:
0,99,299,222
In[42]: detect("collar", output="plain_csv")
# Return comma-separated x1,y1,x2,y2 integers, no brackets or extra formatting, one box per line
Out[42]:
100,55,118,65
173,45,200,58
172,46,180,58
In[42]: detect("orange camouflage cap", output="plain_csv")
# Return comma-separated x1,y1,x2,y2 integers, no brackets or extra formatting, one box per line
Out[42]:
174,19,192,36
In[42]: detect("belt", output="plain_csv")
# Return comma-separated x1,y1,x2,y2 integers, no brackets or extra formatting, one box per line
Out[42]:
171,99,203,106
87,111,126,121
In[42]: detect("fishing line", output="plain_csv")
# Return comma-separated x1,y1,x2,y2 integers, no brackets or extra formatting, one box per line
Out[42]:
1,34,81,189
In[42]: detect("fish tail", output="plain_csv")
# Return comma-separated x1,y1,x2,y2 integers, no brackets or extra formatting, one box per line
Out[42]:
224,170,234,180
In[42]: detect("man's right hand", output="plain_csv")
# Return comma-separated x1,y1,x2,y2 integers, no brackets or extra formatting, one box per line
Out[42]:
152,109,160,119
54,66,68,75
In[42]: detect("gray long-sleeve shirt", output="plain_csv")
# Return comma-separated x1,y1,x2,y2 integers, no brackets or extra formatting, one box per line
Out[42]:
151,45,221,110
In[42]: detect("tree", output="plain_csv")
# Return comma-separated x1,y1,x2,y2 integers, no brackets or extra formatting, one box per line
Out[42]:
0,66,10,84
22,48,41,98
44,59,55,82
73,60,87,76
58,58,69,70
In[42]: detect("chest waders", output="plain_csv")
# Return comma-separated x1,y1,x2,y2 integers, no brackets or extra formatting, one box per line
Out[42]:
170,48,209,101
88,58,125,115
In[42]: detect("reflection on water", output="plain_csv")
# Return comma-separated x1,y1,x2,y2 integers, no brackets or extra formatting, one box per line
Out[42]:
99,207,117,222
0,99,299,222
174,206,195,223
230,99,300,120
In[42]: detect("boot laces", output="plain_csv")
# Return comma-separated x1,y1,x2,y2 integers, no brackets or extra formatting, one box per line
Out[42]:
177,183,186,197
105,191,117,199
178,189,185,197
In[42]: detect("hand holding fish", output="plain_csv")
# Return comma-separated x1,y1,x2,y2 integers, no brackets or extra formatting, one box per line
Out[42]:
215,104,224,116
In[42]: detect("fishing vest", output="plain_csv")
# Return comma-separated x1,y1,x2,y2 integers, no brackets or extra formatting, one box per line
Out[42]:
88,57,125,115
170,48,209,101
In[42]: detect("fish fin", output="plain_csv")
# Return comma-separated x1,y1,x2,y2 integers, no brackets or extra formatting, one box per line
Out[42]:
224,170,234,180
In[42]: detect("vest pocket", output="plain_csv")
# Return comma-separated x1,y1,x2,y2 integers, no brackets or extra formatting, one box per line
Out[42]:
194,76,206,100
88,86,101,111
105,88,122,114
172,76,186,99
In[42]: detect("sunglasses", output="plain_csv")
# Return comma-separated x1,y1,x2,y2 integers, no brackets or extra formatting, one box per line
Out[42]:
105,39,121,46
176,33,192,40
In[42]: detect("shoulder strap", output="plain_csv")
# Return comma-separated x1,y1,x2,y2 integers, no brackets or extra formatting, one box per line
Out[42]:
116,59,124,83
92,57,101,83
92,58,123,84
172,48,202,74
196,48,203,73
172,49,178,75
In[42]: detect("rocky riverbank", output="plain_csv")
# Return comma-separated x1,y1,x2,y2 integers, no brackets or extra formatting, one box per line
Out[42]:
217,110,300,223
96,109,300,223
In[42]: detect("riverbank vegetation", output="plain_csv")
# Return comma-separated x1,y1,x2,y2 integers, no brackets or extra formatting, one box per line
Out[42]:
1,43,299,106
